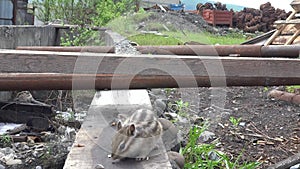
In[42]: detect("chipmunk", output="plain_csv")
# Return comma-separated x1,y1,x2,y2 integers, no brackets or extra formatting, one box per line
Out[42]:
111,109,163,161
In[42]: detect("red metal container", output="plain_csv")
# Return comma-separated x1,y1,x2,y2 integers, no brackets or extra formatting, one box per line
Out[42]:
201,9,233,27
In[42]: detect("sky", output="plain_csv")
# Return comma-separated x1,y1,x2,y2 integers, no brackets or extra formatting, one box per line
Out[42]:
216,0,293,11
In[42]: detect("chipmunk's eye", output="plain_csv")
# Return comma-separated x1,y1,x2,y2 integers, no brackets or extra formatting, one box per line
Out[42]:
119,141,125,150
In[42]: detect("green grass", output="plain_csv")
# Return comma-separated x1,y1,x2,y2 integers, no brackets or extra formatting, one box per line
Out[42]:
107,12,246,45
125,30,246,46
164,31,246,45
182,124,260,169
127,33,183,45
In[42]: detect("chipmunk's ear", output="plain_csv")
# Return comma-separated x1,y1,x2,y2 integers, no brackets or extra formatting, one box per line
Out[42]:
117,121,123,130
128,124,135,135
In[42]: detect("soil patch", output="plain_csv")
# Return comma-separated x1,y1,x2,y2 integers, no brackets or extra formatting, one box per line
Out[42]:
175,87,300,168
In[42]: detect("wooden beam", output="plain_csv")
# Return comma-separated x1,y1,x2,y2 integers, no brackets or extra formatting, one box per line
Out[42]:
0,49,300,74
63,90,172,169
264,10,297,46
0,50,299,89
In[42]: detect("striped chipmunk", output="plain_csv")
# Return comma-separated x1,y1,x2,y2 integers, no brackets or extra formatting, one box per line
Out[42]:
111,109,163,161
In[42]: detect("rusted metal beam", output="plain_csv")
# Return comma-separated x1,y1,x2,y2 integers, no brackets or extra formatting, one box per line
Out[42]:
0,72,299,90
17,45,300,57
261,45,300,57
137,45,262,56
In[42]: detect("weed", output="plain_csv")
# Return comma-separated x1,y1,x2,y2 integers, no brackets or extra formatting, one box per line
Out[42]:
182,125,260,169
168,99,189,118
164,88,175,96
286,85,300,93
0,134,12,145
229,116,241,127
263,87,269,92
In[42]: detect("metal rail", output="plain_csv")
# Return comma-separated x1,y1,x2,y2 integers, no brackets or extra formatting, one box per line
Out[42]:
0,73,300,90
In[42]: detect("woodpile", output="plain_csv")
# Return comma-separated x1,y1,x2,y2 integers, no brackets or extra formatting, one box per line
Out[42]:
234,2,291,33
196,2,227,12
196,2,291,33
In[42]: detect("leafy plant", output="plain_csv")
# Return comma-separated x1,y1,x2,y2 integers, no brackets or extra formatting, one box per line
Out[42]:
168,99,189,117
182,125,260,169
286,85,300,93
33,0,136,46
0,134,12,146
229,116,241,127
164,88,175,96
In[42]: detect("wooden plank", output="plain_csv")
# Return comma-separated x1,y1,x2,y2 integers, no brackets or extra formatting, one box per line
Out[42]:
285,29,300,45
63,90,171,169
264,10,297,46
274,19,300,25
0,50,299,88
0,49,300,74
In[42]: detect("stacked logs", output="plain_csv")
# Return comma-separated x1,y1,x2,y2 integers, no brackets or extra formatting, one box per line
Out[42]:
234,2,291,33
196,2,291,33
196,2,227,11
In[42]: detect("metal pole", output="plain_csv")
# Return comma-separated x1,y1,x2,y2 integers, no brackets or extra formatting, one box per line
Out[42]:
0,73,300,90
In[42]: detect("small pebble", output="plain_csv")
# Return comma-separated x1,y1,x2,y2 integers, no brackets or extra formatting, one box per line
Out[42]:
36,166,42,169
198,131,216,143
290,163,300,169
239,122,246,127
95,164,105,169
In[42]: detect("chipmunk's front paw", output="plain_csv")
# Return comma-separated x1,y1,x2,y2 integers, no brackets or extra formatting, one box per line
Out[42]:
136,156,149,161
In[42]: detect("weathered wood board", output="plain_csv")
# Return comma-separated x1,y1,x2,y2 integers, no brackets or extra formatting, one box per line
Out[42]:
63,90,172,169
1,50,300,89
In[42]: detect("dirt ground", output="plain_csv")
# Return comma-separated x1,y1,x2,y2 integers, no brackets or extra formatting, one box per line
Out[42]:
176,87,300,168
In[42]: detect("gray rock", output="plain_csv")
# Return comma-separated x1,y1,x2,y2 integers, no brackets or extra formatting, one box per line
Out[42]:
191,116,204,125
177,116,189,124
65,127,76,141
36,166,42,169
198,131,216,143
57,126,66,135
95,164,105,169
115,40,140,55
290,163,300,169
32,151,44,158
154,99,167,111
165,112,178,120
5,159,22,165
208,151,219,161
0,164,5,169
151,89,165,95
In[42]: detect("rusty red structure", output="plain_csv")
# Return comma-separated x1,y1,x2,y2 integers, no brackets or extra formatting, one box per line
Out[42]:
201,9,233,27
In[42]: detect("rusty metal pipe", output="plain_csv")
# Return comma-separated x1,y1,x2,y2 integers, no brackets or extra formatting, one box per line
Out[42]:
137,45,262,56
0,73,300,91
261,45,300,57
17,45,300,57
